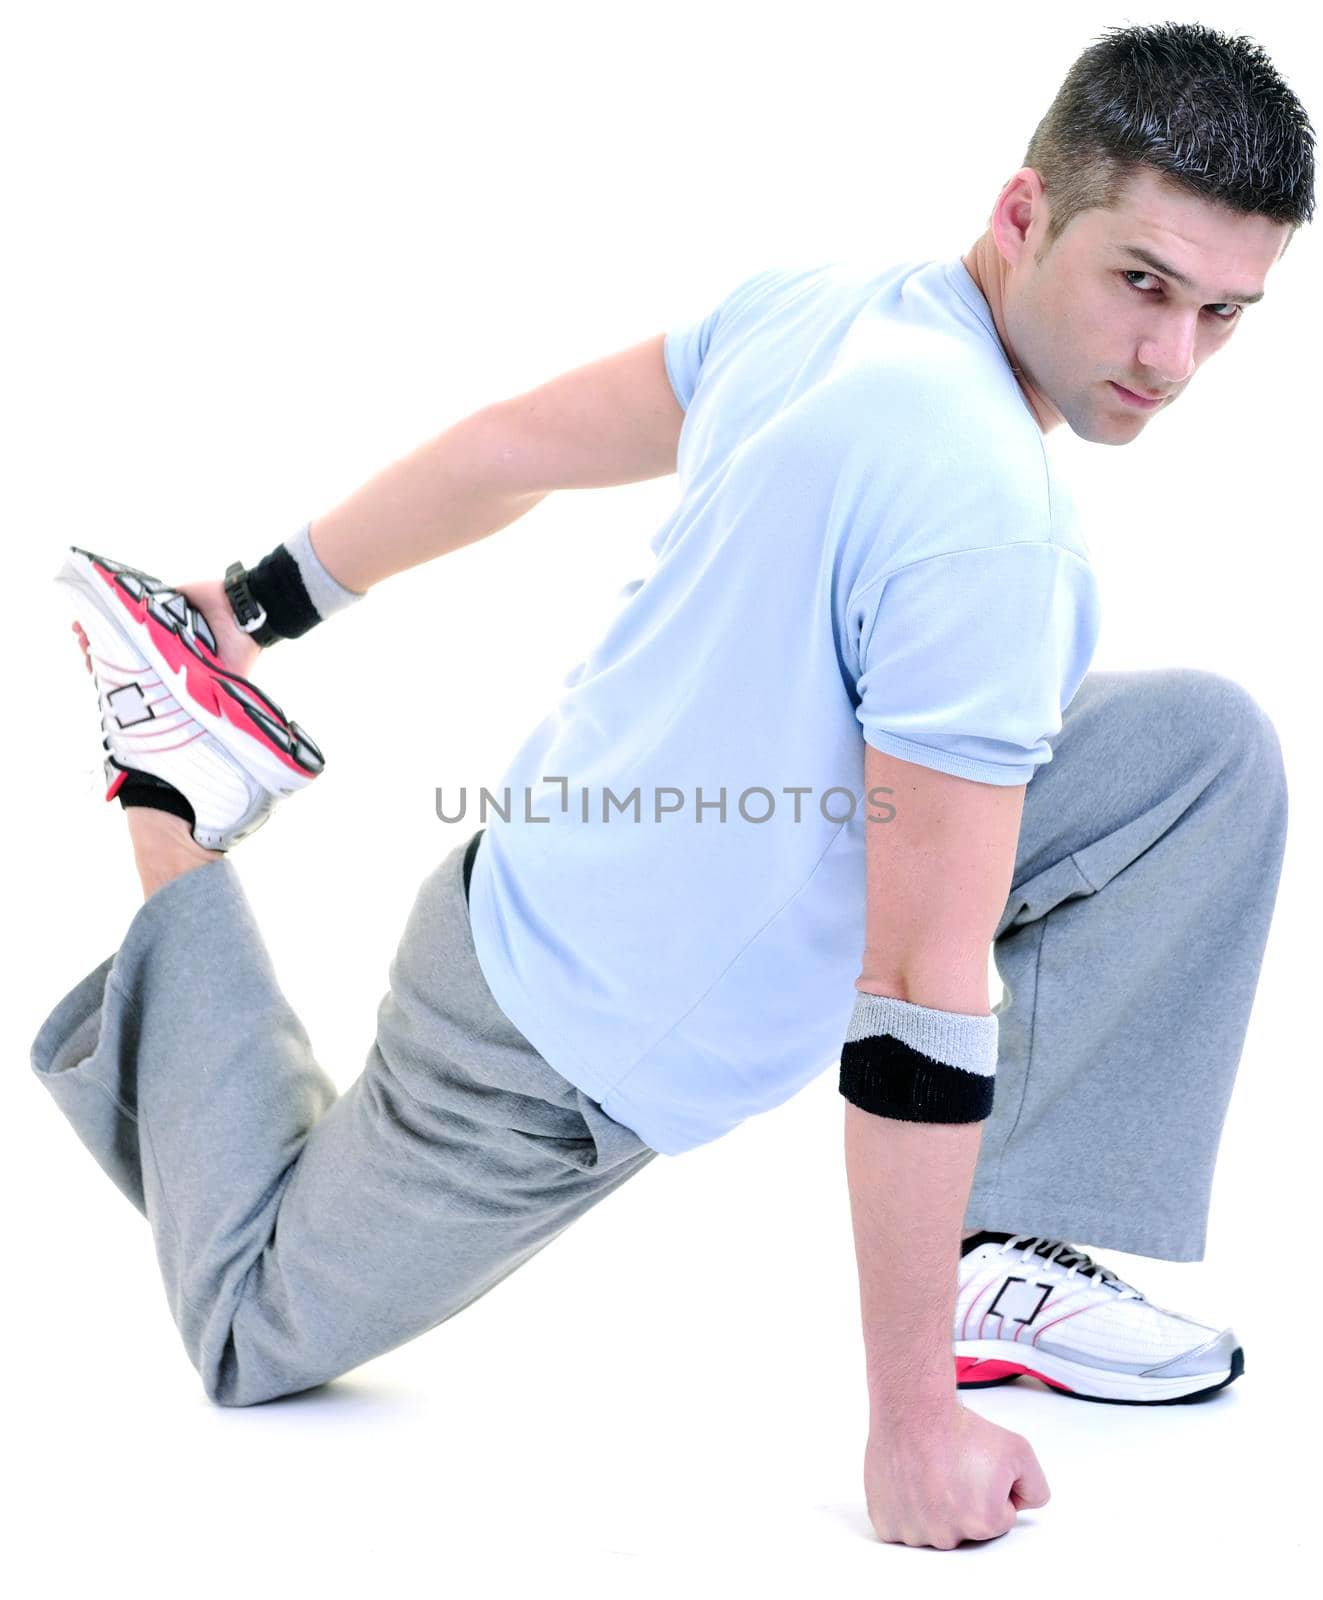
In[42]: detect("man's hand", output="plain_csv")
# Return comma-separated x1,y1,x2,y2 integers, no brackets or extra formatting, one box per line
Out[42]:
174,577,265,677
71,576,264,681
864,1404,1051,1549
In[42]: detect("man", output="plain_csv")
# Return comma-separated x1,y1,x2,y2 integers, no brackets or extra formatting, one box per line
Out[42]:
34,20,1310,1551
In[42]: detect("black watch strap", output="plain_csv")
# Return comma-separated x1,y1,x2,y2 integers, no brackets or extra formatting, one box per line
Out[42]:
224,561,284,647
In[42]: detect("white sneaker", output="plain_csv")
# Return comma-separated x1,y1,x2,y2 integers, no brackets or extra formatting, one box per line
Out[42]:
56,545,325,852
955,1233,1243,1405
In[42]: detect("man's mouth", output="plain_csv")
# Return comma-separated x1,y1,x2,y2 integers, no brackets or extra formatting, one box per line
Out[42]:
1110,381,1165,410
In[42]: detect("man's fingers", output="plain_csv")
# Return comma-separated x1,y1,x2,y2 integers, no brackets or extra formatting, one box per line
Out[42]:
71,619,92,673
1009,1470,1051,1509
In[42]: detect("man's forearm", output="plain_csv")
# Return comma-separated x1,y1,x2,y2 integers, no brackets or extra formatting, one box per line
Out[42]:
307,406,549,596
844,1098,984,1430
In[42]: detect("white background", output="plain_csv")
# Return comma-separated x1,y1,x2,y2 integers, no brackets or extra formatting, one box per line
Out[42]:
3,0,1317,1590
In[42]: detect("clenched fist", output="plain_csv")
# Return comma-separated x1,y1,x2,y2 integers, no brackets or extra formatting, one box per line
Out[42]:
864,1404,1051,1550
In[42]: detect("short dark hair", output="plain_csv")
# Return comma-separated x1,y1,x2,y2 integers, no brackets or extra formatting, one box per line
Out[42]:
1022,21,1315,258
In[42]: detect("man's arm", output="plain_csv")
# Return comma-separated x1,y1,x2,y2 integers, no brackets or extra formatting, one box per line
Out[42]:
846,737,1025,1431
305,332,684,596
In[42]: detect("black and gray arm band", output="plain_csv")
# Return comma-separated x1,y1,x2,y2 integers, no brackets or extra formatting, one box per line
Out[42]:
839,991,998,1124
226,521,366,645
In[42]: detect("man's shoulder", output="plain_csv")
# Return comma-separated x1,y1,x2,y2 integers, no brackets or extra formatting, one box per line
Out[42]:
832,356,1046,502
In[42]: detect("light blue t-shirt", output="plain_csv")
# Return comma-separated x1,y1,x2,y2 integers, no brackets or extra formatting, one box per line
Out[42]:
467,254,1101,1156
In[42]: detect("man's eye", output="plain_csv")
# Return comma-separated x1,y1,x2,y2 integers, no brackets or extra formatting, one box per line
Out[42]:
1121,271,1240,321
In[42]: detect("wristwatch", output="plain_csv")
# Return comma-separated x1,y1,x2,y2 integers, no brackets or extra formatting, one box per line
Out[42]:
223,561,283,648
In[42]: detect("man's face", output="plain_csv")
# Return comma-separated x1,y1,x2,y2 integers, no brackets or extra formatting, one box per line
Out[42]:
1001,166,1291,443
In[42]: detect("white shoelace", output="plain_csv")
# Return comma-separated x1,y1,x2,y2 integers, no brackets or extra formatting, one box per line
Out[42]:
995,1234,1145,1300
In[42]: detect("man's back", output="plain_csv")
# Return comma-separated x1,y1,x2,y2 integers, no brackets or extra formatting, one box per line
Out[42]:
467,255,1101,1155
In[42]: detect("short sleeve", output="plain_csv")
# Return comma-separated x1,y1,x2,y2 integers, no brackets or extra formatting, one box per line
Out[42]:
662,267,789,412
853,543,1101,785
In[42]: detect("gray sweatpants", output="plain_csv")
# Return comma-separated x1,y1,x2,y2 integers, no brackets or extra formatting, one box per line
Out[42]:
30,666,1286,1407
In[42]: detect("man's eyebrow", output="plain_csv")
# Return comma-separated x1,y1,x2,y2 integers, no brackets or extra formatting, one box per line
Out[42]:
1119,243,1265,304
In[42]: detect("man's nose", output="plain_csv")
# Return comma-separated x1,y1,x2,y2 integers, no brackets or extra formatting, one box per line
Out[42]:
1138,321,1197,387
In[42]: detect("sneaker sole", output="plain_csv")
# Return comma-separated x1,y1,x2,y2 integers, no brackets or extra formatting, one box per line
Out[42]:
955,1339,1244,1405
56,546,324,796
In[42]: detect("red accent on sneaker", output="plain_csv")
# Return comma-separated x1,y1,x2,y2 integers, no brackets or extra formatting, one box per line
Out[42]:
956,1354,1073,1391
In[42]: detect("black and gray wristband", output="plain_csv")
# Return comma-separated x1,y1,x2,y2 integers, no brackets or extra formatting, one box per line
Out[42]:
839,991,998,1124
225,522,365,645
